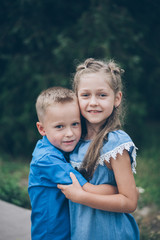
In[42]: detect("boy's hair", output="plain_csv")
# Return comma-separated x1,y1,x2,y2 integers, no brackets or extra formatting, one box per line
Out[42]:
73,58,125,179
36,87,76,122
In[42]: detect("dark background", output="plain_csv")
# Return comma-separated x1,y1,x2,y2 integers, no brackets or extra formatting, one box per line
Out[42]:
0,0,159,158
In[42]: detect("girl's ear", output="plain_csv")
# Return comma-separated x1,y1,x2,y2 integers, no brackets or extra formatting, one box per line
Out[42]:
114,91,122,108
36,122,46,136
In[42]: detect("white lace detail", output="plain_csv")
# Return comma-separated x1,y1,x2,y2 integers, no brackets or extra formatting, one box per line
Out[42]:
70,161,82,169
70,142,137,173
98,142,137,173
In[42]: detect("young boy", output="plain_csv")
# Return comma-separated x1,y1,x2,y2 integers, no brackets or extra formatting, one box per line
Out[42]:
28,87,87,240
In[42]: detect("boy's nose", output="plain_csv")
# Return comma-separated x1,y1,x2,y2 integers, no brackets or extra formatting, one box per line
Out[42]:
66,128,74,137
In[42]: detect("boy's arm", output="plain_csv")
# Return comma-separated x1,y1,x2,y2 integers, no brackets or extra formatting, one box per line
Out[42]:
36,154,117,195
35,155,87,187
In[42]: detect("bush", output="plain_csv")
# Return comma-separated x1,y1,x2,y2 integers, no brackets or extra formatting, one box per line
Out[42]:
0,156,31,209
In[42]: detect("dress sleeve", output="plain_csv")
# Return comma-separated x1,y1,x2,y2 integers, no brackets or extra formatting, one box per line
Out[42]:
33,154,87,187
98,130,138,173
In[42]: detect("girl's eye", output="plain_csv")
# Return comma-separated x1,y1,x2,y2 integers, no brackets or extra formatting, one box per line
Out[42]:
81,93,89,97
99,93,107,97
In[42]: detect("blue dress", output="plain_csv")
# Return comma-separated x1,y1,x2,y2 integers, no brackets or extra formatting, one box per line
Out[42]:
69,130,140,240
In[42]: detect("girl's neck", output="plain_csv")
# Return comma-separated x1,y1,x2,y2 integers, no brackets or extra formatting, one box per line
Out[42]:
84,122,101,140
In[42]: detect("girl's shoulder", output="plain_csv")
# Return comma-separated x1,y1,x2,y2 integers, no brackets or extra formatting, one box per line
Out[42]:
70,139,91,168
99,130,137,173
107,129,133,145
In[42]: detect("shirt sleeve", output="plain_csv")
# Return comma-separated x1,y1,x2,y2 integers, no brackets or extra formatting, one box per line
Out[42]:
32,154,87,187
98,130,137,173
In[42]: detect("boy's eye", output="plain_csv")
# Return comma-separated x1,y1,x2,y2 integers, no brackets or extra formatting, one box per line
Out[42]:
72,122,80,127
55,125,63,129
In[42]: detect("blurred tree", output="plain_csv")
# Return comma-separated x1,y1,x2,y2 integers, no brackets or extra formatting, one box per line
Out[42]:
0,0,159,157
52,0,160,142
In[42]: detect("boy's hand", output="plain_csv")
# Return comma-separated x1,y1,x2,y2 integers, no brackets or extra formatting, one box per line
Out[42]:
57,172,85,202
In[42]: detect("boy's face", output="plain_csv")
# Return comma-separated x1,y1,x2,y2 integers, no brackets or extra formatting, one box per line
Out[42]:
37,101,81,152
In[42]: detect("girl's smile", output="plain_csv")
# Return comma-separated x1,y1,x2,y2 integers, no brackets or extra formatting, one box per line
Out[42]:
78,72,121,134
87,110,102,113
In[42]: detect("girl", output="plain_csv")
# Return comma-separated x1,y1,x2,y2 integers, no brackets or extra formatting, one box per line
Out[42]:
58,58,140,240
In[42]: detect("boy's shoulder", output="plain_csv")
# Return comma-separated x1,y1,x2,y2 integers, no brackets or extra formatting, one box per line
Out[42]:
32,136,65,163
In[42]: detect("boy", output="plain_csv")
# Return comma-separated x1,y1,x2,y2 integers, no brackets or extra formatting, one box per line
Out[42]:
28,87,87,240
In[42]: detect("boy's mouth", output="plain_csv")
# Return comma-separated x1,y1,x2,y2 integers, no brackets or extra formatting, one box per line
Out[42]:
63,140,75,145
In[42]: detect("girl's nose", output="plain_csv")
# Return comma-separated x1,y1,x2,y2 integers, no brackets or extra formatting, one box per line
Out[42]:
89,96,98,106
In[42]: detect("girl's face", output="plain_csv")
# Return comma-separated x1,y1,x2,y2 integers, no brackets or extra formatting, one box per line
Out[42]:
77,72,122,131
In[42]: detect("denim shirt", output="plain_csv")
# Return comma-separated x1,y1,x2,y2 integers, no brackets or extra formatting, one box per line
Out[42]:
28,136,87,240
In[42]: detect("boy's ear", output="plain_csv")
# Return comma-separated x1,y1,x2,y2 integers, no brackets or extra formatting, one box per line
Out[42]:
115,91,122,108
36,122,46,136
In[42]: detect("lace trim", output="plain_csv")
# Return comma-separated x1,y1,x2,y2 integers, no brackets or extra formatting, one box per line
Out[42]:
98,142,137,173
70,142,137,173
70,161,82,169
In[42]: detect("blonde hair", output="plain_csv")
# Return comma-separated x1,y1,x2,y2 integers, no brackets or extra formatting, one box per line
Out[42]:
36,87,77,122
73,58,125,179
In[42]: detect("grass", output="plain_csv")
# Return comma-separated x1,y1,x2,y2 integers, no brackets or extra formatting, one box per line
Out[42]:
133,121,160,239
133,148,160,240
135,150,160,208
0,156,31,209
134,121,160,209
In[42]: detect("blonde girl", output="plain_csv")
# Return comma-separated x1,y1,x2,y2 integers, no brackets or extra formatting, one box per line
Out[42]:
58,58,139,240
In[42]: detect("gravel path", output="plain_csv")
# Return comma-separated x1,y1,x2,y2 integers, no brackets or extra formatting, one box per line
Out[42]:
0,200,31,240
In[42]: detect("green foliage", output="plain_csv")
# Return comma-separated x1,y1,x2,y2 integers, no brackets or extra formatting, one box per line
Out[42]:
135,122,160,208
0,175,30,208
0,156,31,209
0,0,160,156
139,227,160,240
135,152,160,208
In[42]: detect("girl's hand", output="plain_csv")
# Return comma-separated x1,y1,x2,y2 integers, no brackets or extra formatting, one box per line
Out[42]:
57,172,85,202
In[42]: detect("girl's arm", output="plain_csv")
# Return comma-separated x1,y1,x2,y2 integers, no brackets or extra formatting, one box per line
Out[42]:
82,182,118,195
57,150,138,213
